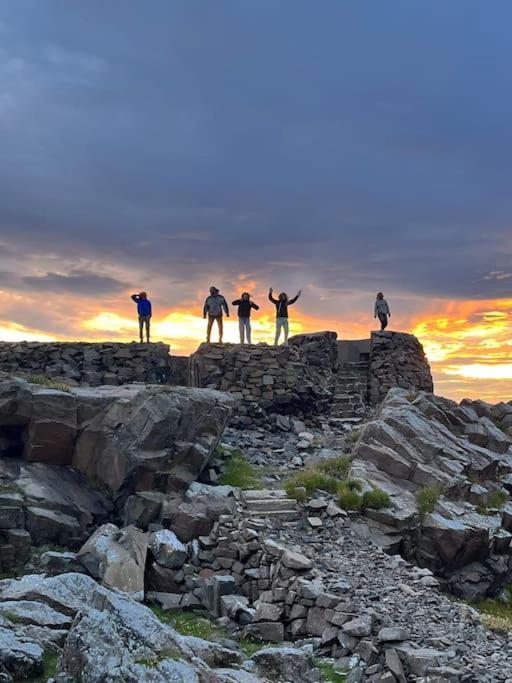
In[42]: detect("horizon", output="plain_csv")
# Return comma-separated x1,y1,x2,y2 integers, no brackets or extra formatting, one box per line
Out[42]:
1,1,511,405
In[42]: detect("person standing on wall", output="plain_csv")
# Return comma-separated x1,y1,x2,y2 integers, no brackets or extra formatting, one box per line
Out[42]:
374,292,391,331
268,287,301,346
203,286,229,343
131,291,152,343
232,292,259,344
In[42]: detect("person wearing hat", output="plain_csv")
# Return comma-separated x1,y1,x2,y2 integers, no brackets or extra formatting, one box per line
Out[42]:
131,291,152,343
203,286,229,343
232,292,260,344
374,292,391,331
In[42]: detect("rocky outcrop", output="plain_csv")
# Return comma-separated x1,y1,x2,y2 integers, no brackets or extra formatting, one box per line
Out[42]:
0,341,187,386
74,385,233,495
351,388,512,596
368,331,433,405
0,376,233,566
0,572,322,682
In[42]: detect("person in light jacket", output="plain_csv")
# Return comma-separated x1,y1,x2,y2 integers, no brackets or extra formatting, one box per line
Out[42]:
374,292,391,331
232,293,259,344
131,291,152,343
203,286,229,343
268,287,301,346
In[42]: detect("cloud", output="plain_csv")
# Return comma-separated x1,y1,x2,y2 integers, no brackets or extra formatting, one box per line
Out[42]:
0,270,128,295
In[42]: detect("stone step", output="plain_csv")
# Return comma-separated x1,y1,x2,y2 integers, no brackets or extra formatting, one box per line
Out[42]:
243,489,289,500
245,510,300,522
245,498,298,512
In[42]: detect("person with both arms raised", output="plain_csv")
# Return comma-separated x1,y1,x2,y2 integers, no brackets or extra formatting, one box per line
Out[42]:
268,287,301,346
203,286,229,343
232,292,259,344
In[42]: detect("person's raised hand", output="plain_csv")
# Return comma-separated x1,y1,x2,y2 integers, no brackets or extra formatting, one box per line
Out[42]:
269,287,273,294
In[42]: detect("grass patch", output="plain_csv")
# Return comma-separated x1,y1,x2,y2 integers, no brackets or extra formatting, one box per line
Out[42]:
218,449,263,490
21,374,71,393
285,470,339,500
2,610,24,624
151,606,225,640
239,638,272,657
337,480,390,512
469,594,512,632
315,659,347,682
317,456,352,479
416,484,443,518
27,649,59,682
488,490,509,509
345,430,360,444
285,456,353,500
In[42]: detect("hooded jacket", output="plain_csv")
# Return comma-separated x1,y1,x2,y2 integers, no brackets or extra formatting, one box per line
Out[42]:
375,298,390,317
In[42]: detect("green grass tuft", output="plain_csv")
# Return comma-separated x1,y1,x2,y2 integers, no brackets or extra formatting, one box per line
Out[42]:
218,449,263,490
151,606,224,640
361,487,391,510
317,456,352,479
416,484,443,518
337,480,389,511
315,659,348,682
488,490,509,509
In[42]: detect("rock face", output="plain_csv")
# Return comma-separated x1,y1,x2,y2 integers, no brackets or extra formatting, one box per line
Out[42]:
368,331,433,405
0,341,188,386
0,377,233,565
73,385,234,494
351,388,512,596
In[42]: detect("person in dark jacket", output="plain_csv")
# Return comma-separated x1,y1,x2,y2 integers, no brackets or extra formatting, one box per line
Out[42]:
232,293,259,344
203,286,229,343
374,292,391,331
131,291,152,342
268,287,301,346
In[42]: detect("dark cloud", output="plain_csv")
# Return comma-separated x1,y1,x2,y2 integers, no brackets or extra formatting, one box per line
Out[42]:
0,270,128,295
0,0,511,314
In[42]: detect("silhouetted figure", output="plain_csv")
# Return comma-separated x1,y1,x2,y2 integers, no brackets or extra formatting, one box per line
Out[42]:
269,287,301,346
203,286,229,343
131,291,152,342
232,293,259,344
375,292,391,331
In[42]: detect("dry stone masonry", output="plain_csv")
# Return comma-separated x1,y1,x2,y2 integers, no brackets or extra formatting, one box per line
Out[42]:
0,341,188,386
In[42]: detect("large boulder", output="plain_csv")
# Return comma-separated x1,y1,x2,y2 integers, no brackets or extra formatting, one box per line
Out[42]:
73,386,233,494
77,524,148,600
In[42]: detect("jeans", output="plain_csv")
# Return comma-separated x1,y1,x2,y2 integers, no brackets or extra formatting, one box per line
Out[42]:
207,314,223,342
378,313,388,331
239,317,251,344
138,315,151,342
275,317,289,345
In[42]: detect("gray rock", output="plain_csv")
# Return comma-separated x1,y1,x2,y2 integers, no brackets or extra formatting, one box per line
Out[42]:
77,524,148,600
342,615,373,638
281,549,313,571
251,645,320,681
0,626,43,680
149,529,187,569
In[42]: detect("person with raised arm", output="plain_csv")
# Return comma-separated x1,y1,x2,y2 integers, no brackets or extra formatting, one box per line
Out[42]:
268,287,301,346
374,292,391,331
131,291,152,343
203,286,229,343
232,292,259,344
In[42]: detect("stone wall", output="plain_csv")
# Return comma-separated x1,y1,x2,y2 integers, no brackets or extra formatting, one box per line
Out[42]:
189,334,336,423
0,341,186,386
367,331,433,405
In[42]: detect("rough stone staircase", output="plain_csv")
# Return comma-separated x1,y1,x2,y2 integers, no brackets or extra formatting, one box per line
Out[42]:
240,489,300,528
330,361,369,420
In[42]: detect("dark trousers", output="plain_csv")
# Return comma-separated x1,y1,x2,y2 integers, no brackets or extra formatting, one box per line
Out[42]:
207,314,223,342
378,313,388,331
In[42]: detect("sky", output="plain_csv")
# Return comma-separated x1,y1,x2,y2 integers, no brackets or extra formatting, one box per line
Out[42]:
0,1,511,403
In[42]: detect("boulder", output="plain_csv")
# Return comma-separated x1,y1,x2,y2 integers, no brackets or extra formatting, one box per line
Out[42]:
251,645,320,682
149,529,187,569
77,524,148,600
73,386,233,494
24,387,77,465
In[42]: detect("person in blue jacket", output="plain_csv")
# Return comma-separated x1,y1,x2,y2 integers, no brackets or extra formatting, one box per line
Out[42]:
131,291,152,342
